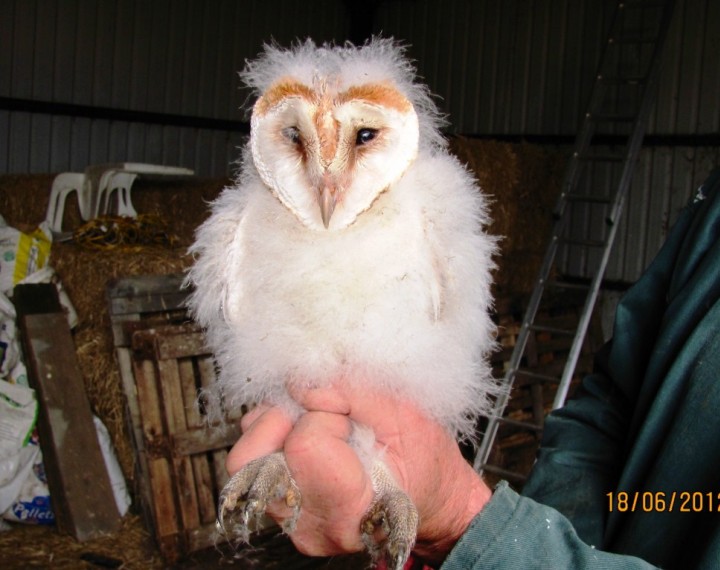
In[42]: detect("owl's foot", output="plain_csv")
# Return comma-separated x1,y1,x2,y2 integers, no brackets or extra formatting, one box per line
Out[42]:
361,463,419,570
216,451,301,543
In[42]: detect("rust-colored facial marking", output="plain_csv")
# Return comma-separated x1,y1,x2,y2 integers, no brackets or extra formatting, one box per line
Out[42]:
336,84,413,114
314,93,339,165
251,76,418,230
255,78,411,174
254,80,315,116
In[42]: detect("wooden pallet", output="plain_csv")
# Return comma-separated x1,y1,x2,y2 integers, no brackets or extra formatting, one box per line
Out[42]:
107,274,241,562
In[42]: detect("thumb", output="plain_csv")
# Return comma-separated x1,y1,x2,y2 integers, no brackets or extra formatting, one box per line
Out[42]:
290,385,352,415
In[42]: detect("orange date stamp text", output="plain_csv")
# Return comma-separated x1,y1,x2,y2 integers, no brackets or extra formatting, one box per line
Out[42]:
607,491,720,513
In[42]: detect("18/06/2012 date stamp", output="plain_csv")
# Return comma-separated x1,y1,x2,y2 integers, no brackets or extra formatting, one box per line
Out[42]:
607,491,720,513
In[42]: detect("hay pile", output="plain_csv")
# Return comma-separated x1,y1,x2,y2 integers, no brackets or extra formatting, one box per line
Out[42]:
0,140,565,566
0,175,226,568
449,137,566,296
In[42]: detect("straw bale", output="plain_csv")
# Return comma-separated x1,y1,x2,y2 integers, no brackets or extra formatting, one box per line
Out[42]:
0,174,56,231
449,137,566,296
0,142,565,564
49,243,192,481
0,174,227,241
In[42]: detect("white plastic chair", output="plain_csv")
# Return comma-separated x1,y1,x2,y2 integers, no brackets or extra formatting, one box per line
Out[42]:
47,164,195,232
102,171,139,217
86,162,194,219
46,173,93,233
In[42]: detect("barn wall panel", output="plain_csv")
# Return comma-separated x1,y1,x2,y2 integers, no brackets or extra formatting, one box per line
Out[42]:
1,0,717,283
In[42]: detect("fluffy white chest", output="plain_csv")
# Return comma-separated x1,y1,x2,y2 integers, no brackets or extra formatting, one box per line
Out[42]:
224,176,442,379
190,153,497,437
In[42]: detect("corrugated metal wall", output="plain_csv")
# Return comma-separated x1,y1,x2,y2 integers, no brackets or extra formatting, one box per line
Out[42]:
1,0,718,282
377,0,719,137
0,0,349,175
375,0,720,282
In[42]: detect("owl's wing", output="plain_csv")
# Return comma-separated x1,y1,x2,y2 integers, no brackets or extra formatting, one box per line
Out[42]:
426,226,447,323
187,186,250,330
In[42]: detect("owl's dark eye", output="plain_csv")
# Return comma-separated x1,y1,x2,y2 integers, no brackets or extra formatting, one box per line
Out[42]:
356,128,378,146
283,126,301,144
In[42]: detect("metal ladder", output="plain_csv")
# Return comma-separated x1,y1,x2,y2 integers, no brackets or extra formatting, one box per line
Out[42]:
474,0,677,479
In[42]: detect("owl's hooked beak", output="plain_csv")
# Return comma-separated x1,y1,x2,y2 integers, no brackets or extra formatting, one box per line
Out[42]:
318,184,337,229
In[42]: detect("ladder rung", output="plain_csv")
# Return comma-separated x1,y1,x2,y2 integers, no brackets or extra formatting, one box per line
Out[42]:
479,463,528,484
527,323,576,337
498,416,543,432
563,193,613,204
577,152,626,163
546,279,591,291
619,1,670,9
514,368,561,384
610,35,659,45
600,76,646,86
559,237,607,248
589,113,636,123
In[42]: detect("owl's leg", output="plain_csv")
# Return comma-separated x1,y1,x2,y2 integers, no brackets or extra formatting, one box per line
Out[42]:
216,451,301,543
361,460,419,570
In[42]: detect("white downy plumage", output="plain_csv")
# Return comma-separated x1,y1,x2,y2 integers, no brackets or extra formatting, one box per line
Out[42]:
188,37,502,568
187,38,500,442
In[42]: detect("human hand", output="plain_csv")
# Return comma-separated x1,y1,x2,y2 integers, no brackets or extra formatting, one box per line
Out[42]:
226,385,492,564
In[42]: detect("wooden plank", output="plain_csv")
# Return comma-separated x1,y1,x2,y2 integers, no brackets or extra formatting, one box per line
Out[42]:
157,358,201,533
107,274,188,316
115,345,158,531
109,292,190,317
108,273,187,299
108,273,185,299
212,448,231,493
179,358,202,428
173,424,241,457
156,330,208,360
130,324,206,359
192,455,216,526
179,354,215,526
116,313,187,349
133,358,179,543
19,311,121,540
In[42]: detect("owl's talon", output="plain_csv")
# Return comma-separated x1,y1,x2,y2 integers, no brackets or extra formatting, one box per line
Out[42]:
361,487,419,570
215,451,301,543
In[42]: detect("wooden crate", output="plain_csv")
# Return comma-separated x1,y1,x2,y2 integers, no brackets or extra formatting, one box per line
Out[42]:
107,274,241,562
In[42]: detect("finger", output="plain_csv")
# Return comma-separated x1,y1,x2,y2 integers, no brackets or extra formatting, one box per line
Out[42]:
283,411,372,554
240,402,272,431
289,385,351,415
226,406,293,474
295,383,415,440
286,409,353,455
263,412,356,526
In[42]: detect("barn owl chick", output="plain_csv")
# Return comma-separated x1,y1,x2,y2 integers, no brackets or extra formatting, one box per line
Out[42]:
187,38,499,569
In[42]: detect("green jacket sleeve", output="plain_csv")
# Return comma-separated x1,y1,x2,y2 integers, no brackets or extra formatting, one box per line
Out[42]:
441,167,720,569
441,481,656,569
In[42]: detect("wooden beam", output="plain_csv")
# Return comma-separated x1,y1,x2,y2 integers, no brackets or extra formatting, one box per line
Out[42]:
16,284,121,540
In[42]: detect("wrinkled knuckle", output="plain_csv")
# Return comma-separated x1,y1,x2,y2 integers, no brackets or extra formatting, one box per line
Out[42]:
284,425,316,457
